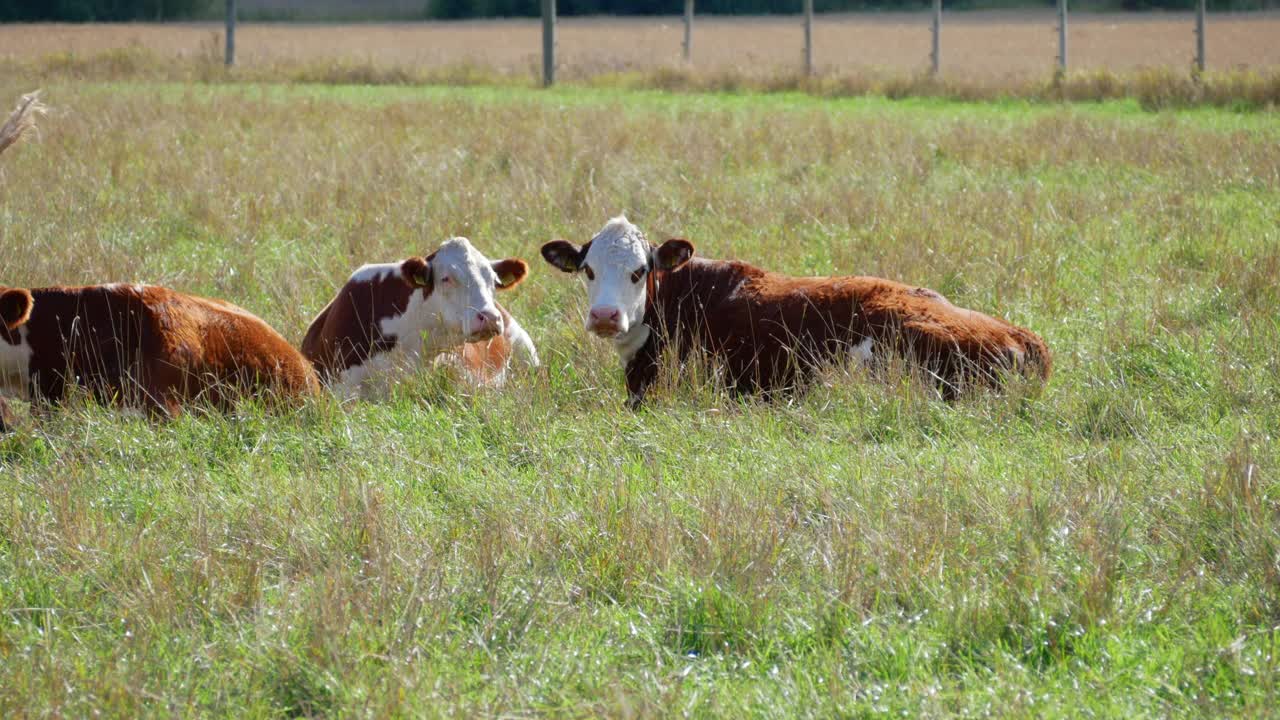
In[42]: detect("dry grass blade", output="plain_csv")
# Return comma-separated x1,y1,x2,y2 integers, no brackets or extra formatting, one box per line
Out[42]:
0,90,45,157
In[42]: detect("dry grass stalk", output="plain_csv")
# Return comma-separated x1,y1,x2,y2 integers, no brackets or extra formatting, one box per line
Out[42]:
0,90,44,157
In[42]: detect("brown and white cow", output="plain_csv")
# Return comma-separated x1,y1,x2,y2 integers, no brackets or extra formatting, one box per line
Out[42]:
0,91,44,429
301,237,539,398
0,283,319,428
542,216,1051,407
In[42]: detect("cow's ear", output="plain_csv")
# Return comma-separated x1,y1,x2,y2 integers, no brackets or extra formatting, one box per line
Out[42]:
492,258,529,290
0,288,34,331
401,256,432,292
541,240,583,274
653,239,694,272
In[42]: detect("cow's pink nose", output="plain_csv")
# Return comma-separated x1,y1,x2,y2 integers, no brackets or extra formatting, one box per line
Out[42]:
589,307,620,323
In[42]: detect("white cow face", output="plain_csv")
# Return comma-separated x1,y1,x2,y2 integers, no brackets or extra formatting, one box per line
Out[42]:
541,216,694,339
0,287,33,332
404,238,527,342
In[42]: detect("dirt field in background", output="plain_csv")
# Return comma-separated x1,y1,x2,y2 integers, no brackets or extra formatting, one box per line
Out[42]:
3,12,1278,79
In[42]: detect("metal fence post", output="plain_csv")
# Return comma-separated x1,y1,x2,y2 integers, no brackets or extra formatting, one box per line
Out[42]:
683,0,694,63
1195,0,1206,72
225,0,236,66
931,0,941,75
1057,0,1067,72
541,0,556,86
803,0,814,76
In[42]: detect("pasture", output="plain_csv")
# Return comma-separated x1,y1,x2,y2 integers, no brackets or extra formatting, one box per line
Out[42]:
0,79,1278,716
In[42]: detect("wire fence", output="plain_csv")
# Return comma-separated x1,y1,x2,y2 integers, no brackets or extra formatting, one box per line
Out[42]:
216,1,1227,83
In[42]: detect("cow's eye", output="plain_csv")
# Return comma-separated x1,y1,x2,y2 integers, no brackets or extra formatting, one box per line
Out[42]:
441,275,452,285
630,267,646,284
583,264,595,281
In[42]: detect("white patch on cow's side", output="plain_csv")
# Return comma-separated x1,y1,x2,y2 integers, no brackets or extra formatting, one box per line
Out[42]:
348,263,402,284
332,355,390,400
327,288,442,400
850,336,874,366
0,327,33,399
612,323,651,365
580,216,652,337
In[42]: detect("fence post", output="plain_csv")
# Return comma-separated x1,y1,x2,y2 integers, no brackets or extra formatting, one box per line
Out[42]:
683,0,694,63
1195,0,1206,72
803,0,814,76
931,0,941,75
224,0,236,67
541,0,556,86
1056,0,1067,72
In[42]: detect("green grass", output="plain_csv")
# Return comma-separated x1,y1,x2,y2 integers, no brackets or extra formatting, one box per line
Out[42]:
9,44,1280,111
0,80,1278,717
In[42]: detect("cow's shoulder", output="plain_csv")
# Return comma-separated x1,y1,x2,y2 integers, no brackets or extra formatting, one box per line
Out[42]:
341,264,417,317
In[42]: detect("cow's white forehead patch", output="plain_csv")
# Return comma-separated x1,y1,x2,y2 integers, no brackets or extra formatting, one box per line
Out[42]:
432,237,496,281
585,216,649,271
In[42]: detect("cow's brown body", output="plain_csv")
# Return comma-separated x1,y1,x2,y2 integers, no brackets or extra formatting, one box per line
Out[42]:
0,284,319,421
626,257,1051,402
300,267,419,382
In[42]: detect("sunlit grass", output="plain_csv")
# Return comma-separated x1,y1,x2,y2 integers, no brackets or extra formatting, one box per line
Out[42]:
0,80,1277,715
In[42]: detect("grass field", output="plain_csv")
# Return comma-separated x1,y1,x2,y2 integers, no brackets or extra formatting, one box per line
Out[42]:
6,15,1280,109
0,80,1278,716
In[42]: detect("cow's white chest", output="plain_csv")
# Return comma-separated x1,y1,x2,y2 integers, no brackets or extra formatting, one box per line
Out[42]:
613,323,651,365
0,328,33,399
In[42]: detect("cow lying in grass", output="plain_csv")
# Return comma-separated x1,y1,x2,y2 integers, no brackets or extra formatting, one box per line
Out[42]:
301,237,539,398
0,283,320,429
542,216,1051,407
0,91,43,429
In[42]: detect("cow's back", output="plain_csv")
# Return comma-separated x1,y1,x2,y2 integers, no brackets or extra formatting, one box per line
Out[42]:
23,284,317,409
655,261,1049,394
856,281,1052,385
157,289,320,399
299,300,335,376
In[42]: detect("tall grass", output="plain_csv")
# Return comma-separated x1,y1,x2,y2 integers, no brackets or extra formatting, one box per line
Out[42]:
8,45,1280,109
0,81,1277,715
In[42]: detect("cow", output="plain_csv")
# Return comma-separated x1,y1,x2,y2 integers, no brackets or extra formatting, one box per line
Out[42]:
0,283,320,429
0,91,44,429
541,215,1051,408
300,237,539,398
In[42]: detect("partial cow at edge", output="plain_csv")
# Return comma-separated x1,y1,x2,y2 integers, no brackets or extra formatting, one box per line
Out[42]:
0,91,44,430
0,283,321,429
301,237,540,399
542,216,1051,408
0,92,318,430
